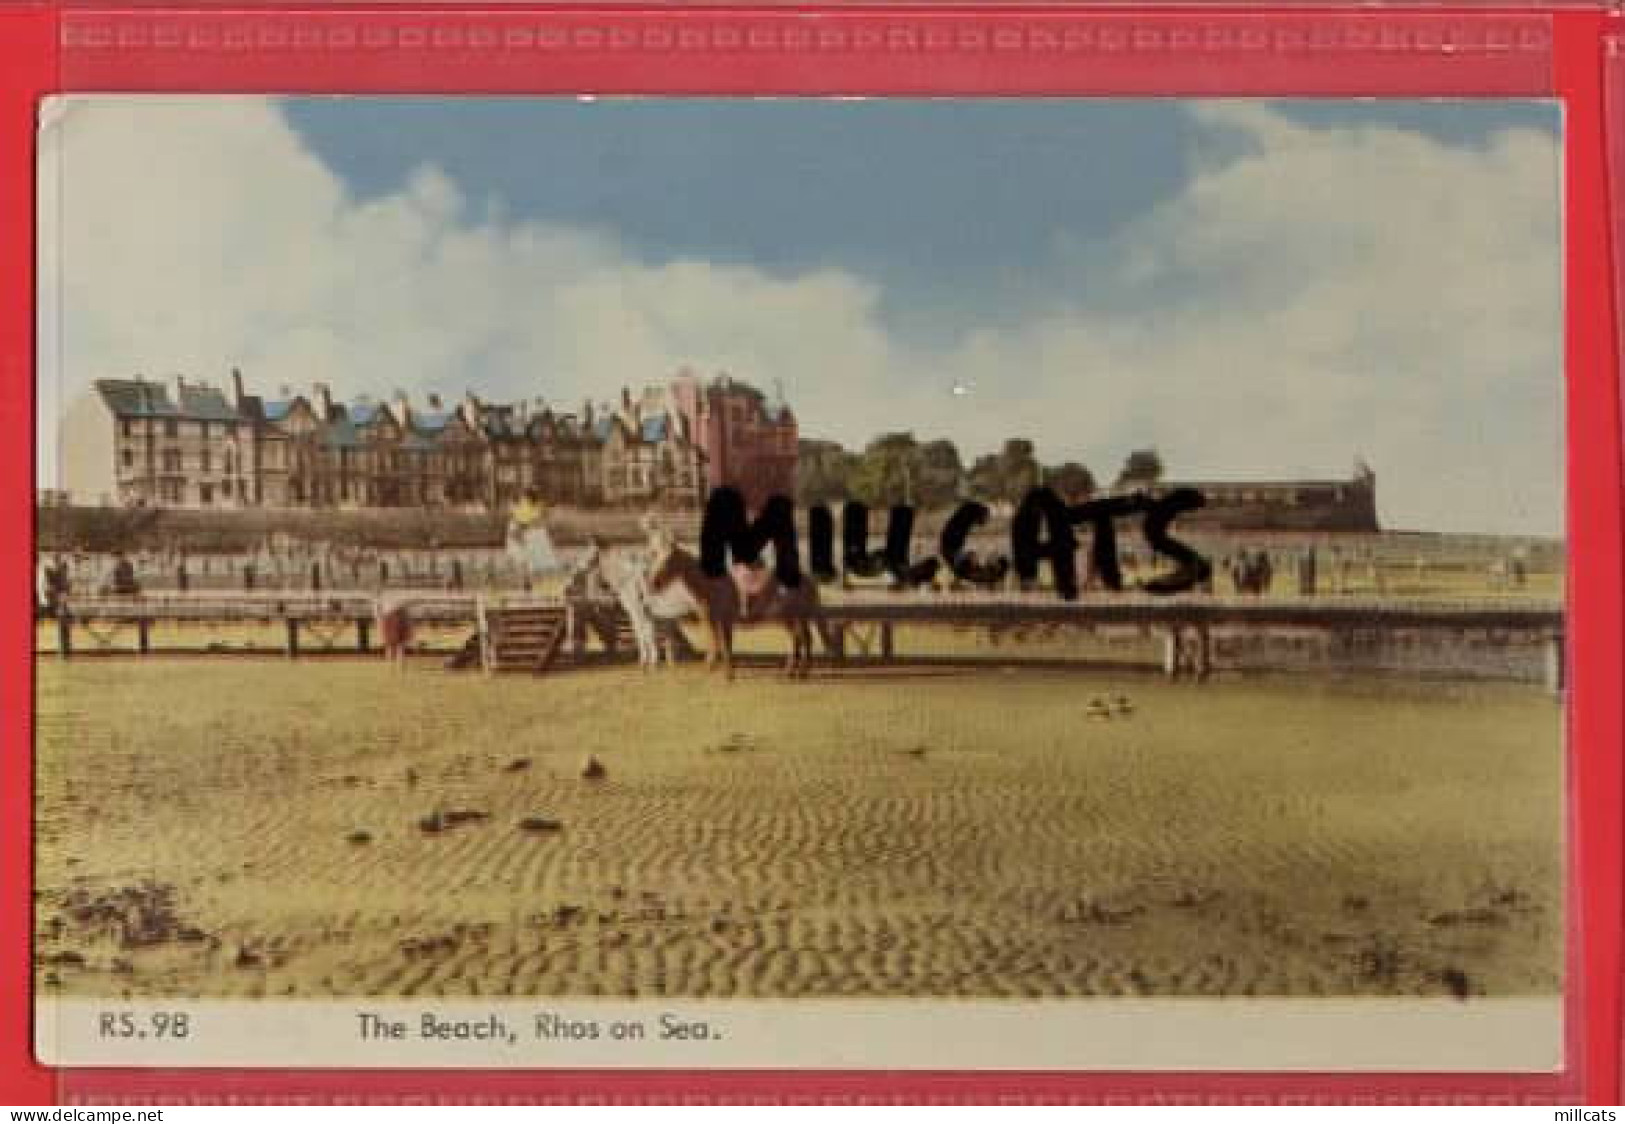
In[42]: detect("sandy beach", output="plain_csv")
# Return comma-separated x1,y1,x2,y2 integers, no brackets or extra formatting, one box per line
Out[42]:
35,660,1563,1001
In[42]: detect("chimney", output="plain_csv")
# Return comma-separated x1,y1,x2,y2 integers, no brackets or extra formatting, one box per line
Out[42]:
620,387,633,414
458,390,482,429
230,367,245,407
390,388,411,428
427,393,443,411
582,400,595,429
313,382,333,419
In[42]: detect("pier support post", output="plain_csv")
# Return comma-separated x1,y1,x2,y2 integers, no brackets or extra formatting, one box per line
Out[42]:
568,605,586,658
137,619,151,656
356,617,371,654
880,622,895,661
56,614,72,659
1545,634,1565,697
1162,628,1178,678
284,618,300,659
1194,625,1211,683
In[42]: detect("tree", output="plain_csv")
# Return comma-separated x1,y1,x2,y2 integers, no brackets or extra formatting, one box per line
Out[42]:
849,432,921,508
998,439,1041,503
967,453,1004,505
1048,461,1097,503
964,439,1042,506
796,439,854,506
1116,448,1165,487
914,439,965,509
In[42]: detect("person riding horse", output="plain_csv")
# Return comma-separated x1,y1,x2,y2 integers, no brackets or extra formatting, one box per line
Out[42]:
646,540,826,679
508,489,562,585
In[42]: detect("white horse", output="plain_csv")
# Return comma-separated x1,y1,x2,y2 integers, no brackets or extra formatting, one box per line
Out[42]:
606,548,696,669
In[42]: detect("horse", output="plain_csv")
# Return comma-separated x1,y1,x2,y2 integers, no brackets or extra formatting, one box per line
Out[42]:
609,551,694,669
576,547,693,669
647,544,826,679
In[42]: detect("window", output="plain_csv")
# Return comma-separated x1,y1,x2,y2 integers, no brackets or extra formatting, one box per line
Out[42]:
199,483,213,504
164,419,178,438
120,419,132,438
121,450,134,469
200,450,211,473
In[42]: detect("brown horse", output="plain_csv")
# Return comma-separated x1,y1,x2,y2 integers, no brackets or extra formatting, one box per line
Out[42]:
647,544,824,679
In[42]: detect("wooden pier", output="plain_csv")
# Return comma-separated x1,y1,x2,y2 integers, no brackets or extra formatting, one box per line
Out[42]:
38,589,1566,689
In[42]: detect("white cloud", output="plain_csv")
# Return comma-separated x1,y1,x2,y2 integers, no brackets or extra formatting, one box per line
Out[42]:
37,96,1562,534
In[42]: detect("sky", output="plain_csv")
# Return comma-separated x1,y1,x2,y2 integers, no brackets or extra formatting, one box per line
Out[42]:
36,96,1564,534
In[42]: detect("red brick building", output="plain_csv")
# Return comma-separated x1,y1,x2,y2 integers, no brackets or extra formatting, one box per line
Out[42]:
668,371,798,511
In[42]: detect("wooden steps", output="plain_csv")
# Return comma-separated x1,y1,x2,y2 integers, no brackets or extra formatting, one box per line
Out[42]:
611,613,637,653
479,602,569,674
472,597,700,674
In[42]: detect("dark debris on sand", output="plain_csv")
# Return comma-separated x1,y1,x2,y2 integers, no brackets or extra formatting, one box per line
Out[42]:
54,880,210,951
419,809,490,834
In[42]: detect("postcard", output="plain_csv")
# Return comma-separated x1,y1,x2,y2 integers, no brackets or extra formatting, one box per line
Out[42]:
32,95,1566,1070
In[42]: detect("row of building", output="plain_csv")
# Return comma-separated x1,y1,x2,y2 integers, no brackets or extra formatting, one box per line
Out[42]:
58,369,800,512
1134,466,1379,533
55,367,1382,532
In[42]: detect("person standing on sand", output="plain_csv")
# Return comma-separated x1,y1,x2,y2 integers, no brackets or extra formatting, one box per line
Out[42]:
35,556,53,618
378,595,413,671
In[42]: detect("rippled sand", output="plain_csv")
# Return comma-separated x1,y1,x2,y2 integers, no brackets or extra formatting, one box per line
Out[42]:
35,660,1562,1000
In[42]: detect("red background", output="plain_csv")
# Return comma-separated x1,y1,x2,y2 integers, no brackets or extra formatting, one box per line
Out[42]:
0,1,1619,1104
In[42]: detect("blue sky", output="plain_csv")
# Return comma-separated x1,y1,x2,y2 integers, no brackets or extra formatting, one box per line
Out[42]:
40,97,1563,533
283,98,1557,341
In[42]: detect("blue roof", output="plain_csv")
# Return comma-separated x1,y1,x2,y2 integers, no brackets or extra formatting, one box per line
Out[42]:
641,414,670,442
177,385,240,422
482,409,522,439
322,415,361,449
97,379,177,418
98,378,249,422
262,400,293,422
415,410,452,433
593,417,614,442
348,403,380,426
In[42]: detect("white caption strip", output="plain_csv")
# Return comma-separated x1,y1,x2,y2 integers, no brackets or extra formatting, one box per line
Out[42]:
37,998,1562,1072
